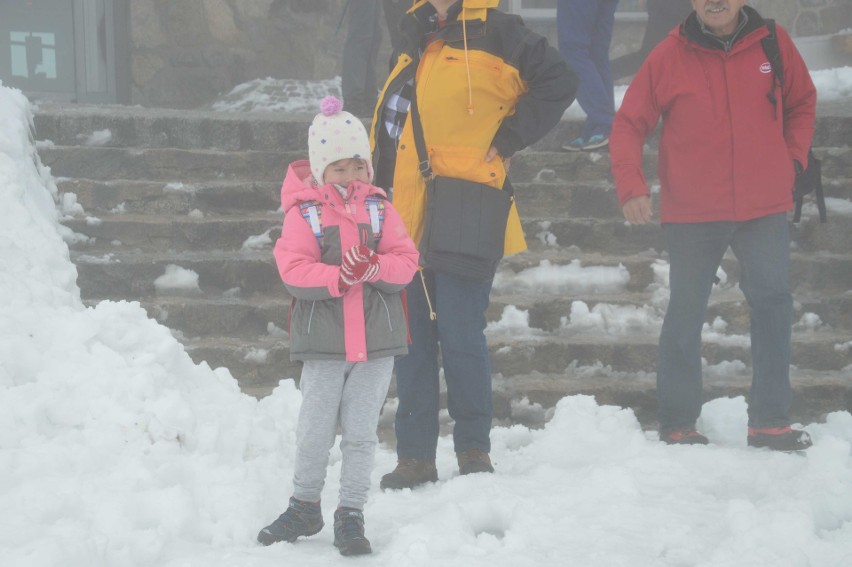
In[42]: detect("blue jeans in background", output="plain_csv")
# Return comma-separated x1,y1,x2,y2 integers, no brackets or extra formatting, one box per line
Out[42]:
393,270,494,460
658,213,794,433
557,0,618,139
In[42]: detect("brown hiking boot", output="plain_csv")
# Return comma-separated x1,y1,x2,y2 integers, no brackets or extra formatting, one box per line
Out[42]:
457,449,494,475
379,459,438,490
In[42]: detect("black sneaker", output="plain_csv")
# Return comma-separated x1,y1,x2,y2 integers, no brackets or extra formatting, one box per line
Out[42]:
748,426,812,452
257,497,323,545
660,429,709,445
457,449,494,475
333,507,372,556
380,459,438,490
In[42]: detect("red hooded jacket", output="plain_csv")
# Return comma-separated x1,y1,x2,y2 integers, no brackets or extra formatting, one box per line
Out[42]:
610,8,816,223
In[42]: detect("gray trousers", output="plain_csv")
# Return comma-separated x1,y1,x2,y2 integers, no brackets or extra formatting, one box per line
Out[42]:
292,357,394,509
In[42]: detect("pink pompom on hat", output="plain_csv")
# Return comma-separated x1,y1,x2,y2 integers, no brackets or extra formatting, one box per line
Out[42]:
308,95,373,184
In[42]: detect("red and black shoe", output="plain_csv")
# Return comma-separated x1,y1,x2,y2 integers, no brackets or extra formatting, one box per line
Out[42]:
747,426,812,452
660,429,709,445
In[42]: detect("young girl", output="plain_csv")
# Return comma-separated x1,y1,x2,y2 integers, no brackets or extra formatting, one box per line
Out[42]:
257,96,418,556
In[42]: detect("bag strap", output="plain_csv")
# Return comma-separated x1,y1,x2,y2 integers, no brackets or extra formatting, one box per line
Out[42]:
406,49,513,196
761,20,784,93
406,62,434,182
760,21,826,224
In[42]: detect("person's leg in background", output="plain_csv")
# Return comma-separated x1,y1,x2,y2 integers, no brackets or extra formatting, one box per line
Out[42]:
392,272,440,460
588,0,618,137
337,357,395,510
381,272,441,490
558,0,616,149
657,222,731,438
729,213,793,429
434,271,494,472
342,0,383,116
383,0,409,56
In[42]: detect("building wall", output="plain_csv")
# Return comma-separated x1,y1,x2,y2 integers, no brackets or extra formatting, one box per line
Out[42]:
128,0,852,109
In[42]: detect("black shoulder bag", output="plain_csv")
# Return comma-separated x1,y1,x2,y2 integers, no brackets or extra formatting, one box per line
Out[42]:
408,77,514,281
761,19,826,223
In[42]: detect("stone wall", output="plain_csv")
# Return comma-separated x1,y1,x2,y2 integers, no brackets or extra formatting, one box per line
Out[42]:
129,0,358,108
128,0,851,109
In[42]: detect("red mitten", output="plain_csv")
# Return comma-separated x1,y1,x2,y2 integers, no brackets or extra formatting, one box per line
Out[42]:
352,245,380,282
339,245,380,290
338,261,359,291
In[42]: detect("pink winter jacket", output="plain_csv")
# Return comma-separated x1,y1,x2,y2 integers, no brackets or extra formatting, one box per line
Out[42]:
273,160,419,362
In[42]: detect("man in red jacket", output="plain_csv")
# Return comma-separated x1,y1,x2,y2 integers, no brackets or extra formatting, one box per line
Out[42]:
610,0,816,451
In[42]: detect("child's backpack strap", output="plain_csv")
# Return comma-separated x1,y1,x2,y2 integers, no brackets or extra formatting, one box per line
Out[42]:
298,197,387,247
365,196,386,241
298,200,324,244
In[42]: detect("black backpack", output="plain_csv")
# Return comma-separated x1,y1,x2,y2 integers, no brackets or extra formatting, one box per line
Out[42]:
761,20,826,223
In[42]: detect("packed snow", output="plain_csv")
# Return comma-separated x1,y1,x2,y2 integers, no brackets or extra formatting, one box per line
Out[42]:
4,61,852,567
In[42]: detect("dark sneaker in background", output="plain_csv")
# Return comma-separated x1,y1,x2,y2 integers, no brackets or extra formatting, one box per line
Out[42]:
380,458,438,490
257,497,324,545
457,449,495,475
748,426,812,451
660,429,710,445
333,507,372,556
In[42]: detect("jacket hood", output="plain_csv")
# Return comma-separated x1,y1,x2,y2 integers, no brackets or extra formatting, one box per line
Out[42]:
280,160,387,213
675,5,767,52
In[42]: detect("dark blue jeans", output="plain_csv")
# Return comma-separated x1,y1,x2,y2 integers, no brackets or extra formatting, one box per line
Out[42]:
658,214,794,433
394,270,494,459
557,0,618,139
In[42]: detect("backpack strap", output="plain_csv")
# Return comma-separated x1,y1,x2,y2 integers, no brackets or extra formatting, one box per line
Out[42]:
760,21,827,224
298,197,388,247
761,20,784,94
365,196,386,241
298,200,324,244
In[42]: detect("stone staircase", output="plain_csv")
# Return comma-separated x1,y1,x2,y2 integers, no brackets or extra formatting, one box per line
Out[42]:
34,103,852,428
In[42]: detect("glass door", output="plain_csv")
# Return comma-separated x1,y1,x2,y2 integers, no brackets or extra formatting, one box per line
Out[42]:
1,1,77,99
0,0,129,103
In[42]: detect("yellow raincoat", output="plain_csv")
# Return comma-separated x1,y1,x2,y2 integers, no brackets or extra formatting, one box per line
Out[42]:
370,0,577,257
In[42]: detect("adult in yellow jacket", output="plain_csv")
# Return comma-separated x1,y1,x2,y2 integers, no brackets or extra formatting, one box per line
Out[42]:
371,0,577,489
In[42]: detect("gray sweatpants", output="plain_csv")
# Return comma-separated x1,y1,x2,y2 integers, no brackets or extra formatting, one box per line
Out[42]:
292,357,394,509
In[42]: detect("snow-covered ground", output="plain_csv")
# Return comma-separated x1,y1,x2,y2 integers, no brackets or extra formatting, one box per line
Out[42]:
3,62,852,567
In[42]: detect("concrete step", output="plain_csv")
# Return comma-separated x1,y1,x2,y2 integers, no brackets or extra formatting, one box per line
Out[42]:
515,177,852,221
59,175,851,228
103,285,852,347
71,249,280,299
64,213,281,252
488,288,852,334
181,330,851,405
492,369,852,429
499,249,852,294
509,146,852,184
60,196,852,259
33,104,311,152
531,115,852,153
486,332,851,376
57,178,281,216
34,105,852,152
134,295,290,340
523,214,852,255
40,145,297,182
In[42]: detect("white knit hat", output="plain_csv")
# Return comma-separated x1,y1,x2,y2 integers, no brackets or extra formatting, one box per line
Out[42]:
308,95,373,184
